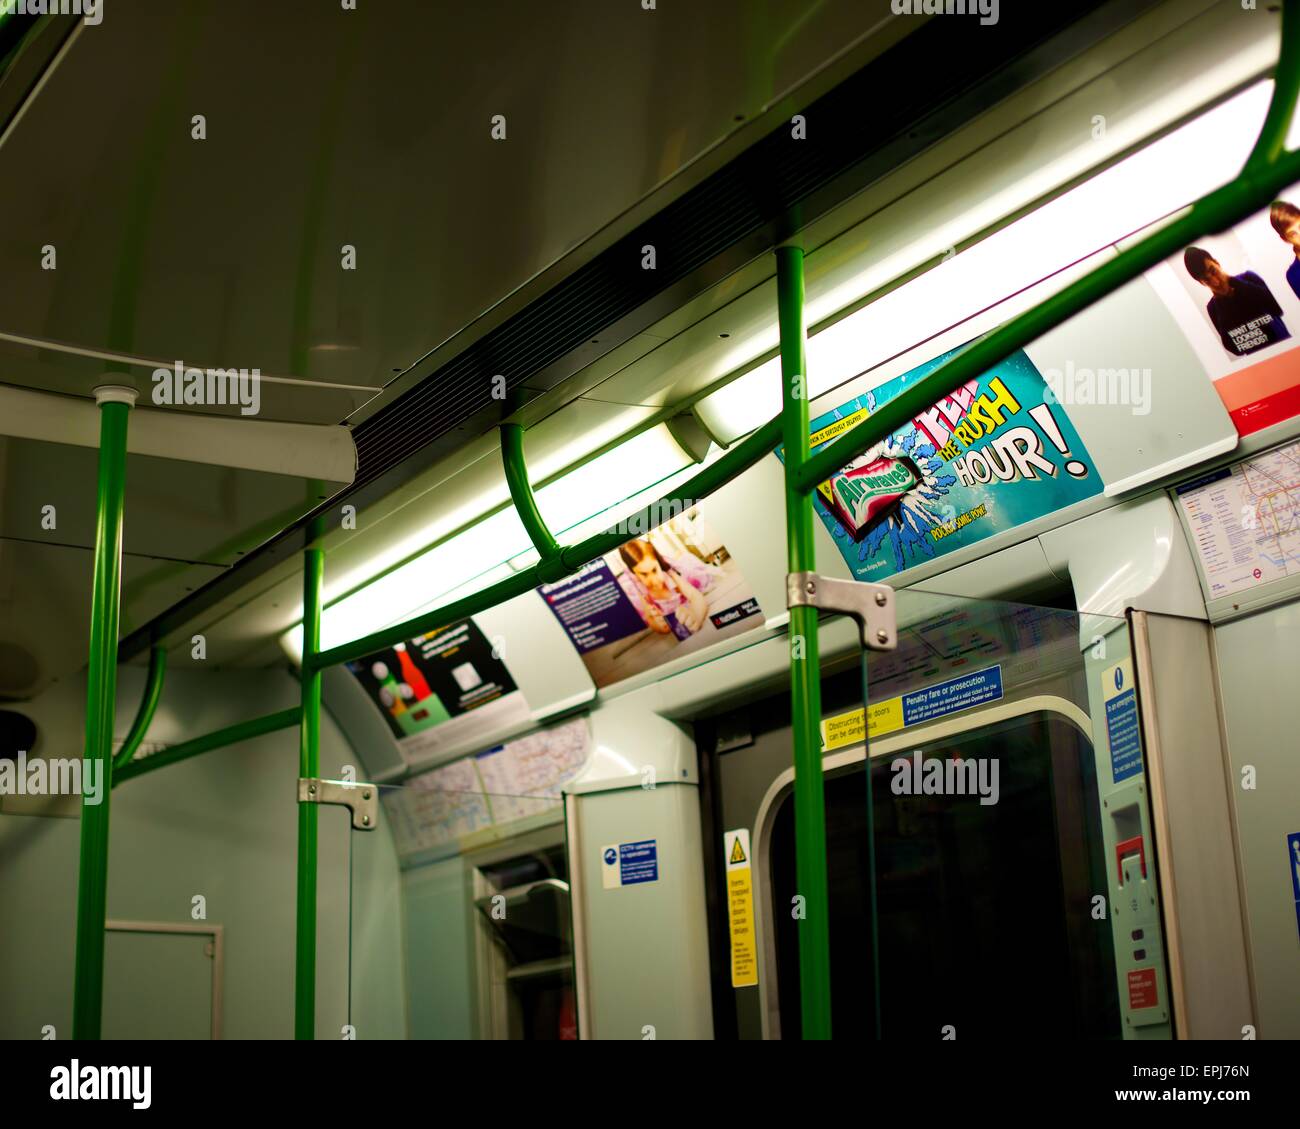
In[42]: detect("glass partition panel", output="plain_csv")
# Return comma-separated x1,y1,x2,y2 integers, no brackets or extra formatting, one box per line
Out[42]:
347,728,583,1040
759,590,1172,1041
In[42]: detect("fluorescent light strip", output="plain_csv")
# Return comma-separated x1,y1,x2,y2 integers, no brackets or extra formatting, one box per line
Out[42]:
281,425,693,661
533,426,689,532
319,407,658,608
698,81,1282,443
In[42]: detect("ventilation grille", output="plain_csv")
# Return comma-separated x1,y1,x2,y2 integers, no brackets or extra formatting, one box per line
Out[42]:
351,2,1107,489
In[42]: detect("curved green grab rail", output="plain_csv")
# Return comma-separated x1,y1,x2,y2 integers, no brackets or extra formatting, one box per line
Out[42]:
500,422,562,565
1248,1,1300,174
112,645,166,774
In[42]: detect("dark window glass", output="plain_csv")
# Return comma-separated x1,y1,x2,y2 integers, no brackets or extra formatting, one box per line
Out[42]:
771,712,1118,1038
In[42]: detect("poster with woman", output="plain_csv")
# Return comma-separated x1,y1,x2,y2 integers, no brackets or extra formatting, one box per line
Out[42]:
536,504,764,687
1147,185,1300,435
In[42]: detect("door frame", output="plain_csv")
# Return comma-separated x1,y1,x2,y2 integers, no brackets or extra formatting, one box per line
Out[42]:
105,920,225,1039
750,695,1092,1039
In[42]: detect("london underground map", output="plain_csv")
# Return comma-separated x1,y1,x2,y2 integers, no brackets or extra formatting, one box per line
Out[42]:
1176,439,1300,600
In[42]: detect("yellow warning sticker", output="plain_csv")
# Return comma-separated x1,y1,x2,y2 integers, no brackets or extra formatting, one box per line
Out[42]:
819,697,904,751
808,408,869,449
724,828,758,988
810,409,869,506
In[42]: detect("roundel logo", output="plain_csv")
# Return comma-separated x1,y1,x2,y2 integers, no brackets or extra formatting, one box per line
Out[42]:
1114,667,1124,691
603,848,617,865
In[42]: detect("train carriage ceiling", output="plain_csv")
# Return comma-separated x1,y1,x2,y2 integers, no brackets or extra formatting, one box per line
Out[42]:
0,0,1184,688
0,0,916,420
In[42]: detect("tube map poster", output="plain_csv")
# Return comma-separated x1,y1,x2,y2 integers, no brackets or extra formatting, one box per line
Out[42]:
786,347,1103,581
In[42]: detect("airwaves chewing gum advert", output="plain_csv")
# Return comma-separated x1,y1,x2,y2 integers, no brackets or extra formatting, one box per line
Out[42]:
780,347,1103,582
826,457,920,540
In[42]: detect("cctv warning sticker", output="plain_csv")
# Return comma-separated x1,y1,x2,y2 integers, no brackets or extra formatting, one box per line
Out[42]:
601,840,658,889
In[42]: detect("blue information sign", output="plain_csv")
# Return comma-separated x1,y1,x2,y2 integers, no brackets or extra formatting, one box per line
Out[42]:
900,665,1004,727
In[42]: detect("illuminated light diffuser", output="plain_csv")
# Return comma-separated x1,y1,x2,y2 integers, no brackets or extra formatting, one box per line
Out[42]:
698,82,1285,442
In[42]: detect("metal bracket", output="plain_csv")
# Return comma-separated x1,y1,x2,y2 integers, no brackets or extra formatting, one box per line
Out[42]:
786,571,898,652
297,778,378,831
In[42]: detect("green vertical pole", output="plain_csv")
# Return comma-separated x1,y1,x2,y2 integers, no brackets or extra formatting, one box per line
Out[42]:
295,546,324,1039
776,245,832,1039
72,385,137,1040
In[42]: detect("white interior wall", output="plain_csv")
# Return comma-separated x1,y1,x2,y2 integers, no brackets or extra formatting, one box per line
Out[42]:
0,665,404,1040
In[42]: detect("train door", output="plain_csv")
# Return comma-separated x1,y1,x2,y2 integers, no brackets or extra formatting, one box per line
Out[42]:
701,589,1175,1041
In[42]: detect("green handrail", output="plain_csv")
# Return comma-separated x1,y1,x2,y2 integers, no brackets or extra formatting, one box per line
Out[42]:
798,11,1300,493
298,14,1300,1024
113,708,301,785
312,113,1300,676
295,547,325,1040
308,3,1300,681
796,160,1300,491
72,389,134,1040
112,645,166,774
1248,6,1300,174
776,246,833,1039
308,414,785,671
501,422,562,566
68,0,1300,1045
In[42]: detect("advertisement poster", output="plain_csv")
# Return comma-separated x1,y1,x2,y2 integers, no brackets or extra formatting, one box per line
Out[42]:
537,504,764,687
1147,186,1300,435
347,616,529,758
784,348,1103,581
